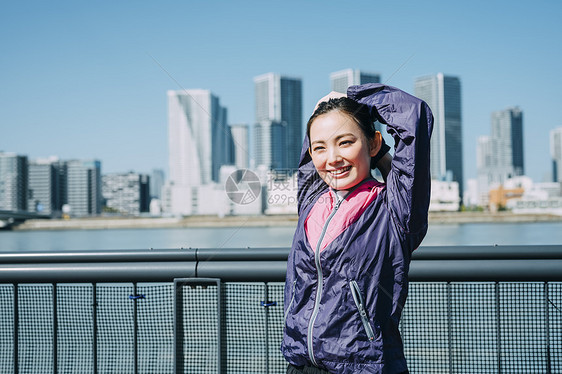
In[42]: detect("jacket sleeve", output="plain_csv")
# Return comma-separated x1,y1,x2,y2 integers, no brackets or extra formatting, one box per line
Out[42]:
347,83,433,239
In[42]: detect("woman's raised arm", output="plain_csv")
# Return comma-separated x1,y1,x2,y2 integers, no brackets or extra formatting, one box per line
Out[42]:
347,83,434,247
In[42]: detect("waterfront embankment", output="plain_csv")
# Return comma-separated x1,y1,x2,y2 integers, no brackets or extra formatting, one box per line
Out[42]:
12,211,562,231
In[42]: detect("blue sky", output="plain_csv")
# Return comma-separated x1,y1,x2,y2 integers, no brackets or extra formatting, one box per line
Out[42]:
1,1,561,184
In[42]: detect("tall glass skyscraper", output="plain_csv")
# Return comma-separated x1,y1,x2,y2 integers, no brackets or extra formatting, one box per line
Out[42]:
330,69,381,94
415,73,464,199
254,73,302,171
167,89,231,186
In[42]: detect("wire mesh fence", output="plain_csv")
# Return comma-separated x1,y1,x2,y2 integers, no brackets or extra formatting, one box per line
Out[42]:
0,281,560,373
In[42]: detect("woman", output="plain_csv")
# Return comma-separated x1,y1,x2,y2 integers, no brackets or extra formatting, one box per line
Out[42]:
281,83,433,374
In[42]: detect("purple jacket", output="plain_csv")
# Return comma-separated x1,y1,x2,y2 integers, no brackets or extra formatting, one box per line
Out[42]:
281,84,433,373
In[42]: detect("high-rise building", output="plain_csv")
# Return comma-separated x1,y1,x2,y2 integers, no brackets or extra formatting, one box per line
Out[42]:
0,152,28,211
166,89,234,215
476,108,525,207
66,160,102,217
476,136,493,206
254,73,302,171
230,124,250,169
168,89,231,187
28,157,66,216
491,107,524,180
254,120,287,170
414,73,463,199
550,127,562,182
476,136,493,171
102,172,150,216
150,169,165,200
330,69,381,94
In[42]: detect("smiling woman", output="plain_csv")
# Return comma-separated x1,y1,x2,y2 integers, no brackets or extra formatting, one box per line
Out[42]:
282,83,434,374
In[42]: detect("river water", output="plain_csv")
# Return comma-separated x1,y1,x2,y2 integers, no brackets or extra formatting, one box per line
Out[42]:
1,221,562,251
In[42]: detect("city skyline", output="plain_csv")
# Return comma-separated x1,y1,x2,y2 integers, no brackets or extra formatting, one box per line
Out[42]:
1,2,561,184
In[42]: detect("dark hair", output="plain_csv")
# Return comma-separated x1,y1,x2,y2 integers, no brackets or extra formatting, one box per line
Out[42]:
306,97,375,143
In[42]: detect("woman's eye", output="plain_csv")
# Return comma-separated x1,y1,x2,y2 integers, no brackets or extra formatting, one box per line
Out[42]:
340,140,353,146
312,146,325,152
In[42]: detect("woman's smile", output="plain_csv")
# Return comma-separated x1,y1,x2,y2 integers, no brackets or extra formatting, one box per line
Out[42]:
327,165,352,177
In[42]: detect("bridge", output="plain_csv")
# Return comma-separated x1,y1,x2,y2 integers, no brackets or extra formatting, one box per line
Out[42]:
0,210,51,229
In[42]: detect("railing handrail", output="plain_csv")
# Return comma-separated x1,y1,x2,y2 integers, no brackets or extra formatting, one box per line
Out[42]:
1,245,562,283
3,244,562,263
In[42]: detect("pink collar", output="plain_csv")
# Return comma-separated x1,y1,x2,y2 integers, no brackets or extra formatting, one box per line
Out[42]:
305,179,385,253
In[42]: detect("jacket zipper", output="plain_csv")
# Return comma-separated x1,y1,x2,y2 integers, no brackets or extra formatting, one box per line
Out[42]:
306,181,368,366
349,280,376,341
284,279,297,323
307,200,341,367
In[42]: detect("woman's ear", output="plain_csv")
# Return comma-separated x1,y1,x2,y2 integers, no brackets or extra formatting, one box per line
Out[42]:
369,131,382,157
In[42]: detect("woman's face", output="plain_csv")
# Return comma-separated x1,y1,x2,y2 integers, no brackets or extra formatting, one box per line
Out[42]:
309,110,379,190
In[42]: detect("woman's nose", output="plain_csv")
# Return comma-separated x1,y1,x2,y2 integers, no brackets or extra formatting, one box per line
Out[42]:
327,146,342,165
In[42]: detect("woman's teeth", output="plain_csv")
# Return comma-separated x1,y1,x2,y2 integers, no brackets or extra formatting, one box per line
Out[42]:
330,166,351,176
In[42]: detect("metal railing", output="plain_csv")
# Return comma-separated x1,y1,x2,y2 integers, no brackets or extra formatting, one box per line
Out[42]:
0,245,561,373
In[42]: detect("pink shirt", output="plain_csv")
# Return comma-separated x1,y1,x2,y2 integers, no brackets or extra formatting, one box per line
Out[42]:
304,179,385,253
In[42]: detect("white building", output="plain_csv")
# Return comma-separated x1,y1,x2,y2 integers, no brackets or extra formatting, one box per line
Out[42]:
168,89,231,187
263,169,298,215
166,89,234,215
330,69,380,94
429,179,460,212
505,177,562,216
463,178,480,208
102,172,150,216
229,124,250,170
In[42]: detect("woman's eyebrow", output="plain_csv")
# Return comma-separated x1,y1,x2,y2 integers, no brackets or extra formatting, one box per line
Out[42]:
332,133,356,141
311,133,356,145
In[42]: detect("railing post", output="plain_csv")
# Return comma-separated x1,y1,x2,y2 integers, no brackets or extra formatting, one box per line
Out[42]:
495,281,502,374
173,280,183,374
13,284,18,374
264,283,269,374
218,280,226,373
174,278,224,374
545,282,551,374
93,283,98,374
133,282,138,374
446,282,452,373
53,283,58,374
